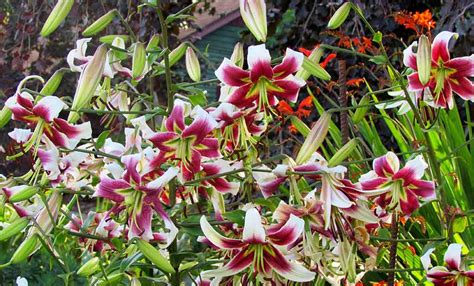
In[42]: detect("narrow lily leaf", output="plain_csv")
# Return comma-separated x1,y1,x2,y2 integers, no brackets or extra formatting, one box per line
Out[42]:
328,138,358,167
0,106,12,128
290,116,310,137
0,217,30,241
136,239,175,274
40,68,68,96
351,94,370,123
295,112,331,164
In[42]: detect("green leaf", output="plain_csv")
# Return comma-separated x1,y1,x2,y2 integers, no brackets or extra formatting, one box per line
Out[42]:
95,130,111,150
222,210,246,226
452,216,468,233
136,239,175,274
369,55,387,65
301,57,331,81
290,116,310,137
373,31,383,43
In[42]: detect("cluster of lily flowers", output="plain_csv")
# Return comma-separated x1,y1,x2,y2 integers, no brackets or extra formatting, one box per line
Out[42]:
0,0,473,284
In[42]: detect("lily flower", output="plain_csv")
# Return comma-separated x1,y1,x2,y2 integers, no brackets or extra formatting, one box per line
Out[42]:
376,90,421,115
199,208,315,282
5,91,92,152
209,103,266,152
94,150,179,244
359,152,436,215
215,44,305,112
422,244,474,285
148,99,220,182
404,31,474,109
67,38,114,77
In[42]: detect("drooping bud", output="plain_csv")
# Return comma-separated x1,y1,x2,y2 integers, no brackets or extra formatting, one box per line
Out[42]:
0,217,30,241
40,68,68,96
40,0,74,37
296,47,324,80
417,35,432,86
68,44,108,123
146,34,161,51
132,42,147,80
136,239,175,274
230,42,244,68
77,257,100,276
185,47,201,82
99,34,130,44
10,234,40,264
239,0,267,42
5,185,39,203
328,138,358,166
82,9,118,37
327,2,351,30
296,112,331,164
0,106,12,128
167,43,187,67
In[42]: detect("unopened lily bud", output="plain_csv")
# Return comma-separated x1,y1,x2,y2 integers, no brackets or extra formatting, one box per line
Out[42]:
40,68,67,96
97,273,123,286
185,47,201,82
240,0,267,42
136,239,175,274
327,2,351,29
6,185,39,203
417,35,432,86
40,0,74,37
0,217,30,241
77,257,100,276
82,9,117,37
0,106,12,128
296,47,324,80
167,43,187,67
131,278,141,286
132,42,147,80
328,138,358,166
146,34,160,51
301,56,331,81
68,44,108,123
99,34,129,44
296,112,331,164
230,43,244,67
11,234,40,264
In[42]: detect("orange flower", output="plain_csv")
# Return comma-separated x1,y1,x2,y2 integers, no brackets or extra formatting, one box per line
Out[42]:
277,100,294,115
347,78,365,87
289,124,298,133
407,245,417,255
298,47,313,57
320,53,337,69
394,10,436,35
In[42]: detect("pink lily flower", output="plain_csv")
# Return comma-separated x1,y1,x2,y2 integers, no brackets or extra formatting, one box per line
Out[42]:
359,152,436,215
94,151,178,244
215,44,305,111
210,103,266,153
404,31,474,109
67,38,114,78
148,99,220,182
422,244,474,285
5,92,92,150
199,207,315,282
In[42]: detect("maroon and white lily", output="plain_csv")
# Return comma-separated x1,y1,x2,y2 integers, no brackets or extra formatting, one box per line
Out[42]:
404,31,474,109
199,207,315,282
148,99,220,182
422,244,474,285
94,150,178,244
359,152,436,215
215,44,305,112
5,91,92,151
67,38,114,77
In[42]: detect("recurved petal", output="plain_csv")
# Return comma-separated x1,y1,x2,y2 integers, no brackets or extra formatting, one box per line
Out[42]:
32,96,67,122
146,167,179,189
267,214,304,246
444,243,463,271
8,128,32,144
38,147,60,180
248,44,273,82
407,73,425,91
373,152,399,177
403,41,418,70
426,266,456,283
195,138,221,158
394,154,427,182
165,99,190,132
148,131,179,152
263,246,315,282
273,48,304,79
267,76,306,103
183,106,218,143
201,247,253,278
95,175,130,202
215,58,250,86
450,77,474,101
446,55,474,78
199,215,245,249
242,208,266,243
52,119,92,147
432,31,457,63
226,84,258,108
421,248,435,270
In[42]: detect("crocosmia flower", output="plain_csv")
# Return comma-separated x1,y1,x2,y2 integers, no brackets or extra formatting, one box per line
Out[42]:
404,31,474,109
149,99,220,181
359,152,435,215
422,244,474,285
199,207,315,282
215,44,305,112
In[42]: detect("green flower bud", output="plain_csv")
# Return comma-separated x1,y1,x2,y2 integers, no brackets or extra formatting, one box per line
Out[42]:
296,47,324,80
40,0,74,37
146,34,161,51
0,106,12,129
40,68,68,97
240,0,267,42
136,239,175,274
296,112,331,164
327,2,351,29
230,42,244,68
417,35,432,86
167,43,187,67
328,138,358,167
302,56,331,81
9,186,38,203
82,10,118,37
0,217,30,241
99,35,130,44
185,47,201,82
11,234,40,264
132,42,147,80
77,257,100,276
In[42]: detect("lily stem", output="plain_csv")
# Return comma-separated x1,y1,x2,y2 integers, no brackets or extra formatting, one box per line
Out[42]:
388,212,398,286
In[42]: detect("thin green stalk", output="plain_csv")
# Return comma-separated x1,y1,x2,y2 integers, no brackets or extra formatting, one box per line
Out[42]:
156,1,174,113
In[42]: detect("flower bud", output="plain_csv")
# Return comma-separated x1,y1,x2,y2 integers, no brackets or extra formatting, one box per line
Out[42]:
352,94,370,123
185,47,201,82
7,186,39,203
240,0,267,42
0,106,12,128
167,43,187,67
230,43,244,68
99,34,129,44
296,47,324,80
136,239,175,273
146,34,161,51
77,257,100,276
0,217,30,241
132,42,147,80
11,234,40,264
97,273,123,286
82,9,118,37
68,44,108,123
131,278,141,286
40,68,68,96
296,112,331,164
328,138,358,167
40,0,74,37
417,35,432,86
327,2,351,29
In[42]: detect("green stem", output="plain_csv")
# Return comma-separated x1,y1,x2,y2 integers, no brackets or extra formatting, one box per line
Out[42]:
156,2,174,113
319,44,372,59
